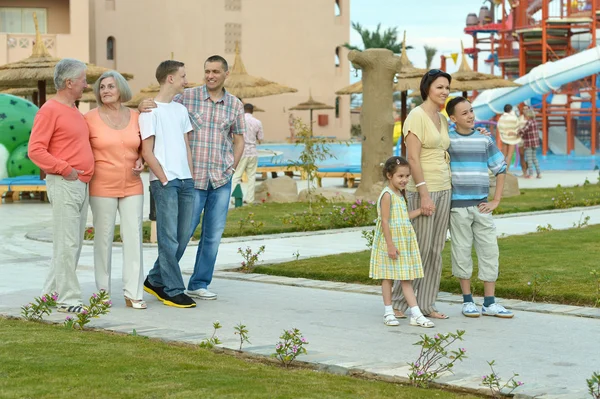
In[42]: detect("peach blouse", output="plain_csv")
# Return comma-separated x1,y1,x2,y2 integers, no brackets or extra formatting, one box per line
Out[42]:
85,108,143,197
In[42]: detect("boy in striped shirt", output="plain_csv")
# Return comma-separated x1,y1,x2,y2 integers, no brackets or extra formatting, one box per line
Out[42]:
446,97,513,319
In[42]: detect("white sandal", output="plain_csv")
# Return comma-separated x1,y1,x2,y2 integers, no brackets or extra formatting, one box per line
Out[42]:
125,297,147,310
384,313,400,326
410,314,435,328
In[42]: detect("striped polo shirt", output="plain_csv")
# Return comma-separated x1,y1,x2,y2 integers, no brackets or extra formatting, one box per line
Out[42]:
448,128,507,208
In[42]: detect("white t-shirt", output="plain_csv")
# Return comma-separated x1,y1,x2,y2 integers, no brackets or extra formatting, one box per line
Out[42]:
139,101,193,182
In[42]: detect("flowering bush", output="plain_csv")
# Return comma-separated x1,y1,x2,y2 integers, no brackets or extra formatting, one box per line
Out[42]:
282,210,324,232
64,290,112,330
237,212,264,236
552,186,575,209
238,245,266,273
21,292,58,321
408,330,467,388
329,199,376,228
272,328,309,368
481,360,524,398
84,228,95,241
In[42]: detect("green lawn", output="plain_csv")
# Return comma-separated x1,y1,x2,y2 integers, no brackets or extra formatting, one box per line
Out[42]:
254,225,600,306
106,183,600,242
0,318,481,399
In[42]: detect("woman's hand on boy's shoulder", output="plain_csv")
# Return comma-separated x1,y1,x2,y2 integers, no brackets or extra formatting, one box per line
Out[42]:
476,127,492,137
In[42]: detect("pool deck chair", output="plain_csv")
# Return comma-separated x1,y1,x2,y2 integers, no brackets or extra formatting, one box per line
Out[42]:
0,175,47,204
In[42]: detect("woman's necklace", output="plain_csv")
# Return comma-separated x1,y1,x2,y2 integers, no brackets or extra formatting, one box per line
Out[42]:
102,105,125,128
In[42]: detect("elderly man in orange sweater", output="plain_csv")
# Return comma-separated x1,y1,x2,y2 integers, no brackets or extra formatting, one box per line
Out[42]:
29,58,95,314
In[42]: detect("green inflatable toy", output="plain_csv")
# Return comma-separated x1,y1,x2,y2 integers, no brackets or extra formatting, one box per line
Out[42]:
7,142,40,177
0,94,38,179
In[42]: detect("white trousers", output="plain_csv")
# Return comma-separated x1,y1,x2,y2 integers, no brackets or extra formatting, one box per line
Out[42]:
231,156,259,203
43,175,89,306
89,195,144,300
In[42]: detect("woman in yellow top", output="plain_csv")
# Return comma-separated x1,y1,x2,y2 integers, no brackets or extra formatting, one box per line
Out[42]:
391,69,452,320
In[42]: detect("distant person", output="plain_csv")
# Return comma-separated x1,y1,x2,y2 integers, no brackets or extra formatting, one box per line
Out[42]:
497,104,521,172
28,58,94,314
231,103,264,204
519,109,542,179
446,97,513,319
140,60,196,308
86,70,146,309
370,156,434,328
517,104,530,175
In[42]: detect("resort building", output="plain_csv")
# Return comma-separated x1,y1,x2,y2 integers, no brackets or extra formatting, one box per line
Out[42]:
0,0,351,141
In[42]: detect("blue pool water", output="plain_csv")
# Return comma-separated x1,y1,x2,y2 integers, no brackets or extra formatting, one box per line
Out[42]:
258,143,600,171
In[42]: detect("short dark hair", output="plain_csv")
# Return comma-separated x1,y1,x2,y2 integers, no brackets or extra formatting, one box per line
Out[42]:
205,55,229,72
420,69,452,100
244,103,254,113
156,60,184,84
446,96,470,116
504,104,513,113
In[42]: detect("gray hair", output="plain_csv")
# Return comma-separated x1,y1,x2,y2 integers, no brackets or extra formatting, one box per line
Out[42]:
54,58,87,90
93,70,132,104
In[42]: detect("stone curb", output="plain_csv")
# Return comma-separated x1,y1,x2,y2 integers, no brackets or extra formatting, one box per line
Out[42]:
213,271,600,320
23,203,600,247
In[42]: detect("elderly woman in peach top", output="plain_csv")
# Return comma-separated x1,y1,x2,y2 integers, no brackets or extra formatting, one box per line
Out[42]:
85,70,146,309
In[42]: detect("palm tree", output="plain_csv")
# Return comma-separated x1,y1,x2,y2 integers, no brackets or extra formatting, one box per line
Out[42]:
344,22,411,54
424,45,438,69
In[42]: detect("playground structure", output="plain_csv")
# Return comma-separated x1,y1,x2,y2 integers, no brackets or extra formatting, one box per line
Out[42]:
464,0,600,156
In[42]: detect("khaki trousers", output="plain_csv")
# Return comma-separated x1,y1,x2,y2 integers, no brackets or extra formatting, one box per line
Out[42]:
392,189,451,314
449,206,499,282
43,175,89,306
231,156,259,203
89,195,144,300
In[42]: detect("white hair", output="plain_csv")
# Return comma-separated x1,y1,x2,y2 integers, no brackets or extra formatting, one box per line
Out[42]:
93,70,132,104
54,58,87,90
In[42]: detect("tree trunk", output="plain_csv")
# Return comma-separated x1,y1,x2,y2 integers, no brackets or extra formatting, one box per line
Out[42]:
349,49,401,197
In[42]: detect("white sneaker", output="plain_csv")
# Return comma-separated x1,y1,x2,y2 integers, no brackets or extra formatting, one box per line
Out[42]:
185,288,217,300
462,302,481,318
482,303,514,318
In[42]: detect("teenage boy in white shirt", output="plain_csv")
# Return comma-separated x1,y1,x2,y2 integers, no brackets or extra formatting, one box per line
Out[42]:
140,60,196,308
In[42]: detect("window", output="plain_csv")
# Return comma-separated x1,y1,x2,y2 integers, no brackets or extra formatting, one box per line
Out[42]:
335,96,341,118
335,46,341,67
107,36,115,60
0,8,47,34
335,0,341,16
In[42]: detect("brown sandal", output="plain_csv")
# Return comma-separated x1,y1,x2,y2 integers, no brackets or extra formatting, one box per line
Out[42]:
424,311,449,319
393,309,407,319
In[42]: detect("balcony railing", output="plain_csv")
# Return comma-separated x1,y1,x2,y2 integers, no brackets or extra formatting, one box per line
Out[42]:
4,33,58,62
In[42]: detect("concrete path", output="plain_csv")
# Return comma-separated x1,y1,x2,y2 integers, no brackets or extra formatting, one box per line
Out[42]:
1,173,599,398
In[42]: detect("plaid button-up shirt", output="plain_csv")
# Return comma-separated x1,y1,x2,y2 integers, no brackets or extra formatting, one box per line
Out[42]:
519,119,540,149
174,85,246,190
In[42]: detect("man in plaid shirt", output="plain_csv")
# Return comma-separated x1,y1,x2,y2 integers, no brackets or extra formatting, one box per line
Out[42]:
140,55,246,300
518,109,541,178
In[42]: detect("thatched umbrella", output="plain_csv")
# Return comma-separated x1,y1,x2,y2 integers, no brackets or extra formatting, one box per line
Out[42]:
452,42,520,97
225,43,297,99
0,13,132,106
2,87,98,104
124,82,201,108
288,92,334,132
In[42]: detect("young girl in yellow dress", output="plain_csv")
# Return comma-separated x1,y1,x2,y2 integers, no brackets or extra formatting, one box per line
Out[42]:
370,156,434,328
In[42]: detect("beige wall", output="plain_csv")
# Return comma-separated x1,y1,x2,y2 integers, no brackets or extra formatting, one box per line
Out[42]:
0,0,89,64
0,0,70,34
89,0,351,141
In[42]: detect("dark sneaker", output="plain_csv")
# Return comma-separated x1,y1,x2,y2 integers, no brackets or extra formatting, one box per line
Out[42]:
143,277,166,302
163,293,196,308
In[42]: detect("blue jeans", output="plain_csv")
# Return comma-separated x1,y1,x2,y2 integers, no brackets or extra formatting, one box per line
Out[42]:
187,180,231,290
148,179,195,297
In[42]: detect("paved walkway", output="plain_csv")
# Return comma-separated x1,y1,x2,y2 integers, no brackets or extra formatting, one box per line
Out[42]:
1,173,599,398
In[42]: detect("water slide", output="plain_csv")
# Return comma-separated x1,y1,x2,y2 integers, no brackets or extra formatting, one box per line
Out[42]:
472,45,600,155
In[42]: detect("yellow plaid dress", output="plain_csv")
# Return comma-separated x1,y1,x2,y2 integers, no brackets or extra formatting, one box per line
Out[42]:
369,186,424,280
